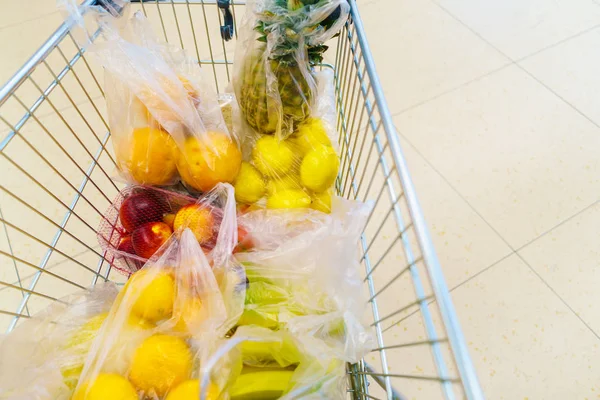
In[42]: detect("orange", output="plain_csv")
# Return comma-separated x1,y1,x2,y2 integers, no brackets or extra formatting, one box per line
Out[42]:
177,133,242,192
116,127,179,185
137,74,198,123
173,204,215,244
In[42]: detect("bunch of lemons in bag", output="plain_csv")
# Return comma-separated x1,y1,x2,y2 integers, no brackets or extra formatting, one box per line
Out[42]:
233,118,339,213
69,269,221,399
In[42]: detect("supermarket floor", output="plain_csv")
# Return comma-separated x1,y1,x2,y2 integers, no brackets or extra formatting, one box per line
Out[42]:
2,0,600,399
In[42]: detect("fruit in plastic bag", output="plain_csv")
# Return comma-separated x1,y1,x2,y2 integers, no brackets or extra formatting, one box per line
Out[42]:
116,126,179,186
234,0,349,138
300,144,339,192
291,118,332,155
266,189,311,209
310,190,332,213
173,204,215,244
252,136,296,178
166,379,221,400
234,162,266,204
119,190,167,232
131,221,173,259
129,334,193,397
72,373,138,400
126,269,175,322
177,133,242,192
229,369,294,400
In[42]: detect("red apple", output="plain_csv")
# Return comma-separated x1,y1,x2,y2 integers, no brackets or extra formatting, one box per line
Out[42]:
132,222,172,259
117,234,136,256
119,191,167,232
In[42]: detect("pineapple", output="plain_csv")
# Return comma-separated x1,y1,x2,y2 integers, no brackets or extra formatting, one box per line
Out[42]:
236,0,347,138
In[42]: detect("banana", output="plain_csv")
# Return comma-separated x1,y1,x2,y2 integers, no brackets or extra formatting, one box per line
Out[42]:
229,369,294,400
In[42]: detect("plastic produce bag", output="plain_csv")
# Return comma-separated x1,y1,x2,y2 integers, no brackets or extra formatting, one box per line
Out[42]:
98,184,253,275
74,184,245,399
60,1,241,190
233,68,343,213
199,326,347,400
233,0,349,139
0,283,119,400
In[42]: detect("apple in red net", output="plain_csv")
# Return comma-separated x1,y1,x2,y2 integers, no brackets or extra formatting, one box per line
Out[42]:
119,191,167,232
117,234,136,256
132,222,172,259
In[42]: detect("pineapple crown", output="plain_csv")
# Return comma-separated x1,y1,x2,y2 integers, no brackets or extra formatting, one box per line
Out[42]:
253,0,349,65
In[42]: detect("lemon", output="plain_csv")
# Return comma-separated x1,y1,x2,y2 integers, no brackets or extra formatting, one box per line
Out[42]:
234,162,266,204
311,190,332,214
166,379,220,400
292,118,332,155
116,127,179,186
300,145,339,193
126,269,175,323
172,296,204,334
252,136,296,178
72,373,138,400
266,174,300,196
129,334,192,397
266,189,311,209
177,133,242,193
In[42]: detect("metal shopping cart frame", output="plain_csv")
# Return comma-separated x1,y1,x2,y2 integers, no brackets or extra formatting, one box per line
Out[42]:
0,0,483,399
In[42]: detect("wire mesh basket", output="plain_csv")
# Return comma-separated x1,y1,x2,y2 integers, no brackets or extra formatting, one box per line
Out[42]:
0,0,484,399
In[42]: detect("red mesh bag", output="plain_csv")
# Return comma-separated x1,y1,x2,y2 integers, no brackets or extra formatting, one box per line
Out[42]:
98,185,253,275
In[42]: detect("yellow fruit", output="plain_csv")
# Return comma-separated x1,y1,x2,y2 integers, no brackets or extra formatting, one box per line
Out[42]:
172,296,204,334
177,133,242,192
266,189,311,209
292,118,332,155
166,379,220,400
116,127,179,185
311,190,332,214
300,145,339,193
129,334,192,397
127,269,175,323
252,136,296,178
173,204,215,244
266,174,299,196
234,162,266,204
229,370,293,400
72,373,138,400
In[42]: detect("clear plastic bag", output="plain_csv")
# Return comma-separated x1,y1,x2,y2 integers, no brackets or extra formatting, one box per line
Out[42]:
74,183,244,399
60,1,241,190
0,283,119,400
233,0,349,139
232,68,343,212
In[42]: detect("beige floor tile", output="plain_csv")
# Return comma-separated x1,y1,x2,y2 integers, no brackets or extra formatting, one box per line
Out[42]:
352,0,509,114
448,254,600,399
520,27,600,125
0,1,57,30
401,140,512,288
395,65,600,249
518,202,600,334
435,0,600,60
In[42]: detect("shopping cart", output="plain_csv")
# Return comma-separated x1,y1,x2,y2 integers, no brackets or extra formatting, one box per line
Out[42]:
0,0,484,399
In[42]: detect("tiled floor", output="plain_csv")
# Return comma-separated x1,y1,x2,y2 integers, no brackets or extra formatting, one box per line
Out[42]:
1,0,600,399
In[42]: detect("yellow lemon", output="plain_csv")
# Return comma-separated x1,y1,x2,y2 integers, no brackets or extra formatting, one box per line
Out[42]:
292,118,332,155
129,334,192,397
116,127,179,185
252,136,296,178
177,133,242,193
300,145,339,193
126,269,175,323
172,296,204,334
266,189,311,209
234,162,266,204
311,190,332,214
266,174,300,196
166,379,220,400
72,373,138,400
